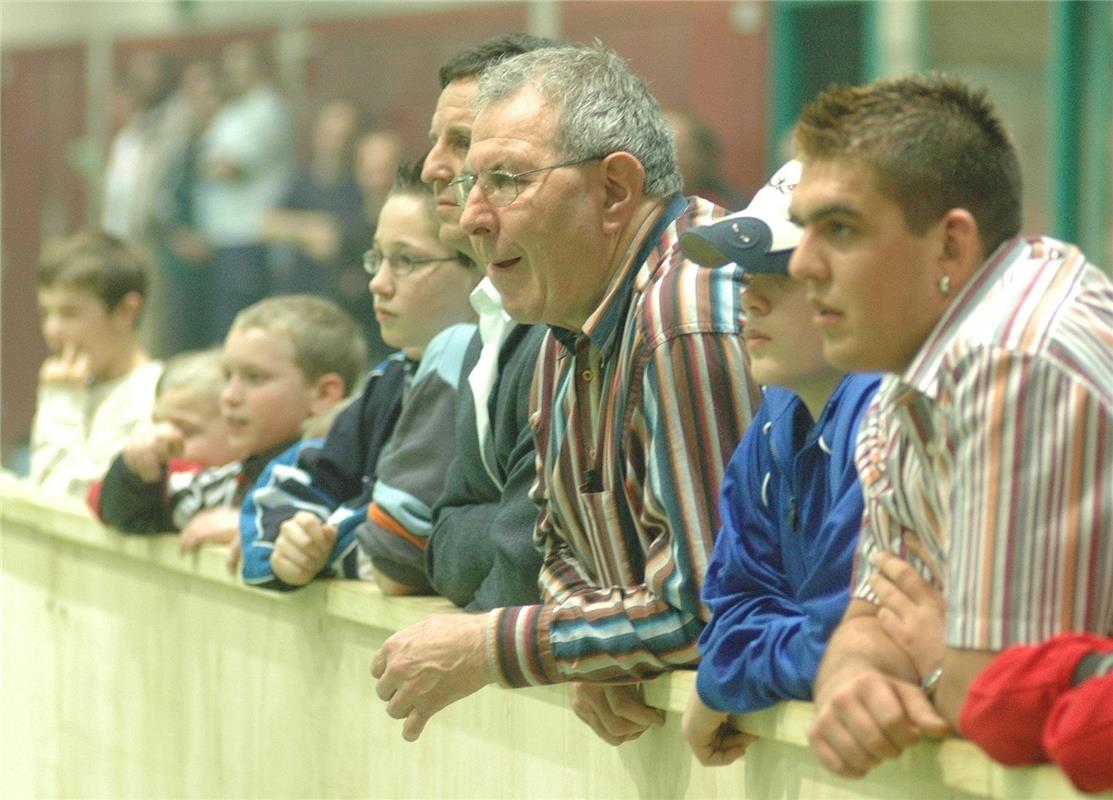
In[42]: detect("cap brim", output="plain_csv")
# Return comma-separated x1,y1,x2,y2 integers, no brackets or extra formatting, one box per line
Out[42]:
680,159,803,273
679,229,732,268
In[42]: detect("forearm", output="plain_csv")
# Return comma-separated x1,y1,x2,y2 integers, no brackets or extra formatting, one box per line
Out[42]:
426,501,499,607
814,601,919,702
467,452,544,610
936,647,998,729
697,610,826,713
489,584,704,688
96,454,173,533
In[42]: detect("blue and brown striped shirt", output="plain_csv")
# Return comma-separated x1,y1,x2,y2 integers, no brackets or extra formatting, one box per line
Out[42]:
485,195,761,687
853,237,1113,648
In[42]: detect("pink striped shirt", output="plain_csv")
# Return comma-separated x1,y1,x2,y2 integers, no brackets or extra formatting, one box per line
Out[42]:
853,237,1113,649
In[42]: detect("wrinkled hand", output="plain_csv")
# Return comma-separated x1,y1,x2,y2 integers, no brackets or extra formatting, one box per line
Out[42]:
570,683,664,746
270,512,337,586
179,507,239,554
808,667,949,778
39,342,91,387
682,692,755,765
122,422,185,483
870,552,946,679
372,613,491,742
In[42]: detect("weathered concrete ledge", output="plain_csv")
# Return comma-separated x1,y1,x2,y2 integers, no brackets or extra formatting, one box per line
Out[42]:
1,474,1101,799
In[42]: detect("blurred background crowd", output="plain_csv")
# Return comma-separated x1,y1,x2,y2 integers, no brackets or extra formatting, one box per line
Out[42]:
2,0,1110,469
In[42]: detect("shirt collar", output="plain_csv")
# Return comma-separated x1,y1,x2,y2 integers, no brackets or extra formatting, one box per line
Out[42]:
899,236,1027,398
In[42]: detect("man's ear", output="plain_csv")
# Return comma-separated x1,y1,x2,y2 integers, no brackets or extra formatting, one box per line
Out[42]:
938,208,982,290
599,152,646,235
110,291,144,331
308,372,346,416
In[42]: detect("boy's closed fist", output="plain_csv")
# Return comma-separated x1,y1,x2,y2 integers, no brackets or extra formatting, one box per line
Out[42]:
122,422,185,483
271,511,338,586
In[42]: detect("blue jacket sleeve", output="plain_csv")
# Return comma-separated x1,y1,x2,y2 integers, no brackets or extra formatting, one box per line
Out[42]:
239,438,362,591
695,411,864,713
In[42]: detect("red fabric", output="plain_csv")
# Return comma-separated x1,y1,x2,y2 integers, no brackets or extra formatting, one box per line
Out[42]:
959,633,1113,765
1043,673,1113,793
86,479,105,521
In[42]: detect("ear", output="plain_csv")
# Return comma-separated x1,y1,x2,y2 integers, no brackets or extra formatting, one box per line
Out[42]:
599,152,646,236
307,372,346,416
938,208,982,290
110,291,143,331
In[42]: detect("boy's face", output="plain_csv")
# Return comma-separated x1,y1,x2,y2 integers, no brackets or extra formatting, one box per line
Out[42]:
369,193,478,360
154,386,240,467
37,285,133,380
220,326,320,456
741,272,843,394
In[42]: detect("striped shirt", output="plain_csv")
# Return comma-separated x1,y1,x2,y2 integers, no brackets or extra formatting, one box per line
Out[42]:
485,194,761,687
853,237,1113,650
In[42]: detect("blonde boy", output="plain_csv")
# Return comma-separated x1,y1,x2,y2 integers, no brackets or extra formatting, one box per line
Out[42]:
32,229,162,498
94,295,365,551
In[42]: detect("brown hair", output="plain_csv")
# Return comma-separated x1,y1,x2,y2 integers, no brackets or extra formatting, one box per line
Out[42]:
37,229,150,316
793,73,1022,256
230,294,366,392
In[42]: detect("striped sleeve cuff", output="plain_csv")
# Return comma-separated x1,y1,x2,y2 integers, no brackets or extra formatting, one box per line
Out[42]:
486,604,561,688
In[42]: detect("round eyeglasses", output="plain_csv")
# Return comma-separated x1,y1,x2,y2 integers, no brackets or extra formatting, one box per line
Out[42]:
448,156,603,208
363,249,460,278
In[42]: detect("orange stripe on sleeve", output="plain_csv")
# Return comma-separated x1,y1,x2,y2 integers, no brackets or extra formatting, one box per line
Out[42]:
367,503,427,552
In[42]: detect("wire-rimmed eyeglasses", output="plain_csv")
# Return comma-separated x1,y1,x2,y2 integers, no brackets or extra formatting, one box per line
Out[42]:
448,156,603,208
363,249,460,278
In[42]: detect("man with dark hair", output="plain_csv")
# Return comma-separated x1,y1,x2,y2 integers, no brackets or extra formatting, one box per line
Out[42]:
789,73,1113,778
420,34,560,611
373,42,758,745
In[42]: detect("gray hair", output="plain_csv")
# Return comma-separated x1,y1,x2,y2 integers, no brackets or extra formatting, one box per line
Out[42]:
474,43,683,197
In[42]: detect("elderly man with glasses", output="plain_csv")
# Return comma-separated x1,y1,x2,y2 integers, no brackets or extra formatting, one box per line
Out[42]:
373,42,760,745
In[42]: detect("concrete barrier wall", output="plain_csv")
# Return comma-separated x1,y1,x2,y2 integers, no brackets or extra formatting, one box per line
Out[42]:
1,474,1102,799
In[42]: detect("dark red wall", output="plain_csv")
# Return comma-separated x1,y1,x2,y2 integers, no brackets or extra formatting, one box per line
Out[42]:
1,44,87,458
0,3,770,458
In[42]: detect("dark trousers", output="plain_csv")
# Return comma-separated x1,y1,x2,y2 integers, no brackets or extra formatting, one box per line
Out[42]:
208,244,270,345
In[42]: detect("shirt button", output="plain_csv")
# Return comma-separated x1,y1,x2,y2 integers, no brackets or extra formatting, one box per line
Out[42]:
581,369,593,382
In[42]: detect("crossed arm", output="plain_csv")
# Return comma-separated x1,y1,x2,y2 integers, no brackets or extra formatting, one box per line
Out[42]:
810,561,998,778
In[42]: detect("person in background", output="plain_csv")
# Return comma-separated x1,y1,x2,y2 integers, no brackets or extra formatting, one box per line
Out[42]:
93,295,362,558
260,98,365,297
666,108,746,211
789,73,1113,779
337,127,408,364
101,49,196,357
159,58,224,356
31,229,162,499
420,33,559,612
355,128,406,229
240,162,479,592
193,39,294,344
676,160,880,765
372,42,759,744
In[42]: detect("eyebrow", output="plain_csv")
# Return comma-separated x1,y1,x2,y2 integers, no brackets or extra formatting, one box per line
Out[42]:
790,202,863,227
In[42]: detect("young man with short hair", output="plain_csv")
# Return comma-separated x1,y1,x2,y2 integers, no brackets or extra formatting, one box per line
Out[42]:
789,73,1113,778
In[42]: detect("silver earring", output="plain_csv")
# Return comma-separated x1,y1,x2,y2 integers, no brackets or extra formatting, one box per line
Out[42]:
938,274,951,295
